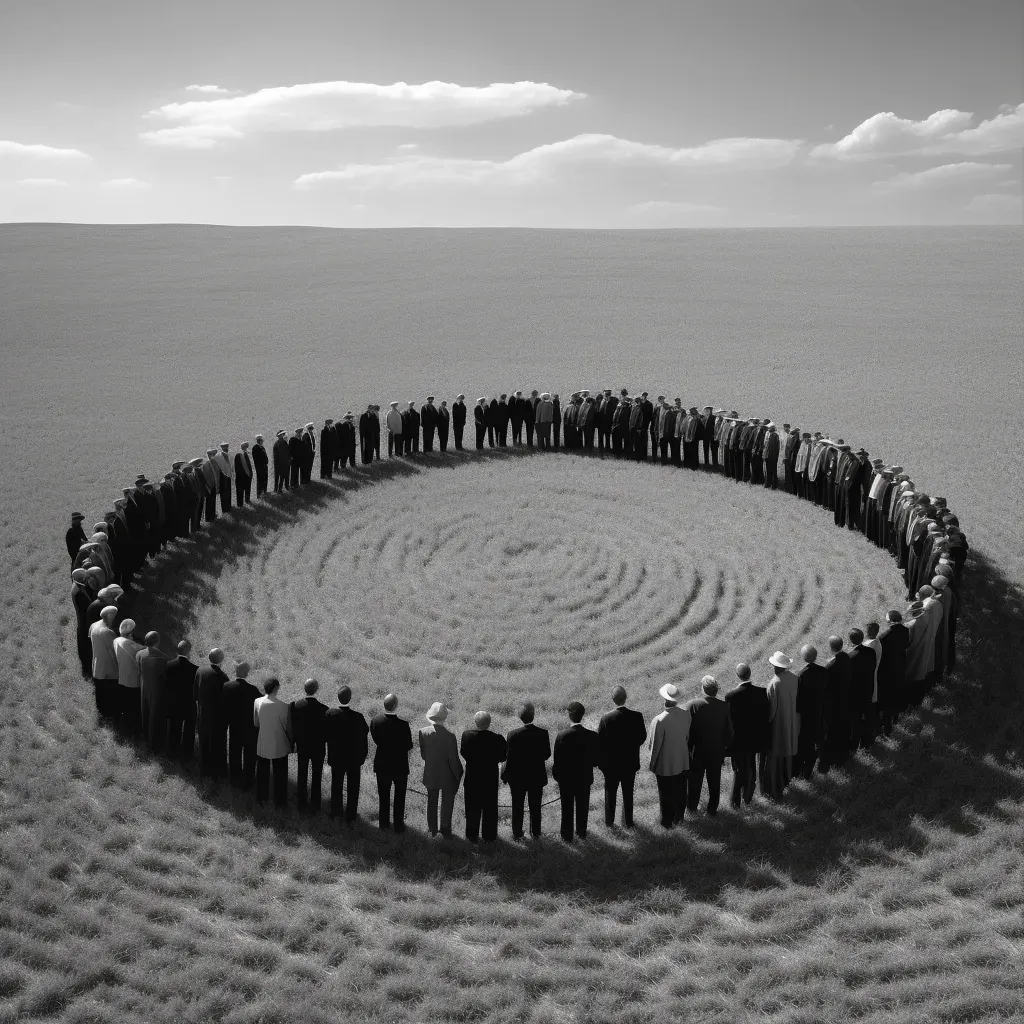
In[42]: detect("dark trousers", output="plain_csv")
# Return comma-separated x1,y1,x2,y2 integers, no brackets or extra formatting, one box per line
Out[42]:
537,423,551,448
330,765,361,820
290,462,301,487
525,422,534,448
764,462,778,490
423,426,435,452
204,489,218,522
235,475,251,505
361,439,374,464
454,423,464,450
553,423,560,448
709,441,718,468
438,431,448,452
227,721,256,789
296,748,325,810
256,755,288,806
167,702,196,757
197,714,227,778
475,424,485,450
730,753,757,805
255,470,268,496
603,770,636,827
670,438,681,465
655,772,688,827
558,781,590,841
659,437,670,463
793,739,818,780
687,753,723,814
118,684,140,731
631,429,646,459
486,424,495,447
218,476,232,513
510,784,543,838
376,771,407,831
465,784,499,841
274,468,289,492
93,676,119,718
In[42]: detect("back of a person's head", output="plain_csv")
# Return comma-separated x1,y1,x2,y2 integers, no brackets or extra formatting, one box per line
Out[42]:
177,639,191,656
100,605,118,624
304,678,319,696
235,661,250,679
383,693,398,713
567,701,585,724
519,702,535,724
865,621,879,639
611,685,627,706
735,663,751,682
701,675,719,697
849,628,864,646
887,609,903,623
119,619,135,637
801,644,817,664
829,635,843,653
263,677,280,696
474,710,491,730
209,648,224,665
337,685,352,706
144,631,160,648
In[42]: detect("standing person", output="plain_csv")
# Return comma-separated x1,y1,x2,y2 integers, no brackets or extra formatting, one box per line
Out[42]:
485,397,498,448
437,401,451,453
551,393,562,449
370,405,382,461
338,413,357,468
523,391,538,449
535,393,554,449
370,693,413,832
680,407,701,469
684,676,734,817
66,512,88,562
552,701,600,843
724,664,769,806
213,443,234,513
386,402,404,458
421,397,439,452
502,702,550,840
201,450,220,521
195,648,229,781
405,402,420,454
222,661,260,790
793,645,827,779
761,652,799,798
495,395,509,447
819,636,851,772
234,442,254,505
599,389,618,452
359,405,377,465
701,406,718,468
419,702,463,837
629,398,646,461
253,677,292,807
878,610,910,732
762,425,781,490
648,682,691,827
452,394,467,451
596,685,647,829
113,618,144,729
301,424,316,482
577,392,597,451
166,640,198,758
474,398,487,451
71,568,93,677
325,685,368,823
319,420,335,479
611,395,630,455
291,679,328,812
509,391,524,445
288,429,303,488
459,710,508,843
251,434,269,497
272,430,291,492
89,605,120,717
137,631,169,752
847,628,875,751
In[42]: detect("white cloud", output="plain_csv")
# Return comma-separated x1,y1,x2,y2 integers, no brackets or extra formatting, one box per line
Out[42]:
142,79,583,148
629,200,723,216
0,140,90,161
963,192,1022,221
396,142,419,151
102,177,150,189
185,84,230,95
872,161,1012,192
812,102,1024,159
15,177,68,187
295,132,802,190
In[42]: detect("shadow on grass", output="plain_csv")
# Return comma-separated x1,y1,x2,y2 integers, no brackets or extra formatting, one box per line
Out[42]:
121,446,1024,904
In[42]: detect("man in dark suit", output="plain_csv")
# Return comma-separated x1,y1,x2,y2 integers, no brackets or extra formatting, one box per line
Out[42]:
724,663,769,807
501,702,550,840
194,647,229,780
473,398,486,450
485,397,498,448
272,430,291,492
437,401,450,452
222,660,260,789
628,399,646,461
793,645,827,778
421,397,439,452
551,393,561,448
452,395,467,450
405,402,420,454
234,443,254,505
523,391,537,448
251,434,269,497
291,679,328,811
338,413,357,468
598,389,618,452
819,635,851,772
878,609,910,732
288,429,303,488
359,406,376,465
301,424,316,482
325,685,369,822
460,710,508,842
509,391,524,445
597,686,646,828
552,701,600,843
495,395,509,447
370,693,413,832
319,420,335,479
847,628,876,751
685,676,734,816
701,406,718,468
66,512,87,562
166,639,198,758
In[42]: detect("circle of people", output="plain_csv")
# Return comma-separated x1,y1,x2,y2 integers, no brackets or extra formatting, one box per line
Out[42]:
68,387,968,842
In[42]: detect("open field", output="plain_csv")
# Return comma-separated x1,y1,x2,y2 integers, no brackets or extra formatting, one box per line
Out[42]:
1,225,1023,1023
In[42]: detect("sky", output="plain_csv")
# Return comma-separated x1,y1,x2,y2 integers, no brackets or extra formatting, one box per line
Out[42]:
1,0,1021,227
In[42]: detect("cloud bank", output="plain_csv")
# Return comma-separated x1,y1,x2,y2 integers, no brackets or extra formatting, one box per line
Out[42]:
142,80,584,148
873,161,1012,192
0,140,90,161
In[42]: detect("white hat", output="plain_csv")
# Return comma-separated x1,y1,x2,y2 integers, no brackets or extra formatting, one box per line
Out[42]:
658,682,682,703
425,701,448,723
769,651,792,669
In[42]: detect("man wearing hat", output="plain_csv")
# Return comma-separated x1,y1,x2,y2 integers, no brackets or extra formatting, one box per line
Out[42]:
649,682,691,827
421,397,438,452
272,431,291,492
222,661,261,790
508,391,524,445
473,398,487,450
524,390,539,448
598,388,618,452
251,434,269,497
552,702,599,842
89,605,121,717
337,413,357,468
66,512,87,562
300,424,316,482
370,694,413,832
359,405,377,465
495,394,509,446
195,648,229,780
654,397,674,464
166,640,198,758
762,424,781,490
198,452,217,522
628,395,646,460
325,685,369,823
212,444,233,514
292,679,329,811
233,442,254,505
724,664,770,806
761,652,798,799
418,702,463,837
319,420,335,479
437,401,450,453
284,429,300,487
577,391,596,452
386,402,404,458
137,631,170,752
71,569,94,676
460,711,508,842
535,393,554,449
114,618,144,729
597,686,647,828
452,395,467,451
502,702,551,840
878,610,910,731
404,402,420,454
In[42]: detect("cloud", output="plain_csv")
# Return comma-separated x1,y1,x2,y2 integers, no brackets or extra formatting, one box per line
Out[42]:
141,79,583,148
629,200,723,216
294,132,802,190
396,143,419,151
812,102,1024,159
102,177,150,189
963,192,1022,221
15,177,68,187
185,84,230,95
0,140,90,161
872,161,1012,192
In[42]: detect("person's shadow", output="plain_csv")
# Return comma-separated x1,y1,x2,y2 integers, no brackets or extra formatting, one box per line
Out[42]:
118,447,1024,904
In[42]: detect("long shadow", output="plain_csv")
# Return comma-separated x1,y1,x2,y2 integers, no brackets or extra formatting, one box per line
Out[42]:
117,447,1024,903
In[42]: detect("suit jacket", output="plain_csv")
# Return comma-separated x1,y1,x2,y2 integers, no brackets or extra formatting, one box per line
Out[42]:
553,723,600,788
291,695,328,752
273,437,291,471
795,663,827,746
597,705,647,775
521,397,536,425
288,436,303,465
418,723,463,790
848,645,876,712
648,706,691,775
474,404,485,426
165,656,198,713
370,713,413,776
684,694,734,760
825,651,851,730
324,705,369,768
459,728,508,792
878,623,910,708
251,442,268,474
501,723,550,789
233,451,253,482
194,664,228,715
452,401,467,428
222,677,261,737
421,403,439,430
723,682,770,754
66,524,87,560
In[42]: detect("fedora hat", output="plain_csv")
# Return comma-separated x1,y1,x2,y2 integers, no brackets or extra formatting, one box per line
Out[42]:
425,701,448,723
658,682,682,703
769,651,792,669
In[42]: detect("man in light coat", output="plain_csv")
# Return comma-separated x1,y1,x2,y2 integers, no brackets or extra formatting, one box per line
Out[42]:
386,401,404,458
648,682,691,828
761,651,799,799
419,702,463,837
253,677,292,806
